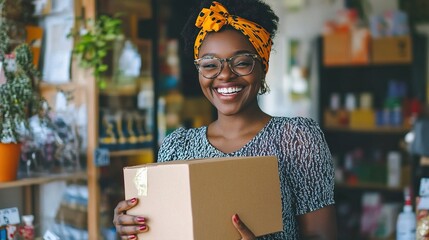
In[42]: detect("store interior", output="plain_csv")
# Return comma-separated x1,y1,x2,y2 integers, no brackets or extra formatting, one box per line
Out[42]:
0,0,429,239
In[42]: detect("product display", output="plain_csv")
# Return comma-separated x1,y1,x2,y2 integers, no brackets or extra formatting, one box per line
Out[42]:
99,110,152,151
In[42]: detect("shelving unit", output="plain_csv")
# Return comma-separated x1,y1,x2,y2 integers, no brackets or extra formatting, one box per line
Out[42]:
92,1,161,239
318,33,427,239
324,126,410,134
0,172,87,190
109,149,153,158
0,0,101,238
335,183,404,193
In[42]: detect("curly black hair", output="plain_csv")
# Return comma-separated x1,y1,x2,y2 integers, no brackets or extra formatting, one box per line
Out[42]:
180,0,279,57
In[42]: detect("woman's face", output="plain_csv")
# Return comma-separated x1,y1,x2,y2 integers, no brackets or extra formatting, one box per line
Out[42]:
197,29,264,116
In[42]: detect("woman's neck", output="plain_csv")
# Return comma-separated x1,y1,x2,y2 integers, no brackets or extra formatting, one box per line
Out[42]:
206,105,271,154
212,106,271,136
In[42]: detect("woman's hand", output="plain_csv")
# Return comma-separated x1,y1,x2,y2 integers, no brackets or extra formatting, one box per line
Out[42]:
232,214,256,240
113,198,149,239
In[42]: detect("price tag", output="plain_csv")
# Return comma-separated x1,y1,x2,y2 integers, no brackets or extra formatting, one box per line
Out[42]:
0,207,20,226
94,148,110,167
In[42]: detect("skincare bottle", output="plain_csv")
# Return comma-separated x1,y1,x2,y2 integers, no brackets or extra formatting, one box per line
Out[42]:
396,190,416,240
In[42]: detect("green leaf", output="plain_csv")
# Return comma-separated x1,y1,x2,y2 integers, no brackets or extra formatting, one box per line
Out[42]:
97,64,108,72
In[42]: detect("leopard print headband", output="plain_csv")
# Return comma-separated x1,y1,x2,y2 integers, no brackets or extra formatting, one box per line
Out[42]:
194,1,273,73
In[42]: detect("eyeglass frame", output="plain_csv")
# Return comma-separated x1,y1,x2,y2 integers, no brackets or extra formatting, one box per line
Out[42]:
193,53,261,79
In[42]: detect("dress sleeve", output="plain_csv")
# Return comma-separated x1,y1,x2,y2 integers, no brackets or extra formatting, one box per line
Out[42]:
157,127,186,162
286,118,335,215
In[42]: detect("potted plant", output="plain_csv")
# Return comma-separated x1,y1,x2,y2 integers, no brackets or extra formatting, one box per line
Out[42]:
0,0,48,182
69,14,124,89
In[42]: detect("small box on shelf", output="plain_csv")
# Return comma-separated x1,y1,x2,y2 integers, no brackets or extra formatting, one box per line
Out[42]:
349,109,376,129
371,36,412,64
323,30,370,66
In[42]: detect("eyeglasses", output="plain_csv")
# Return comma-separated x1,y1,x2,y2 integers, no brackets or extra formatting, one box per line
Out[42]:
194,53,260,79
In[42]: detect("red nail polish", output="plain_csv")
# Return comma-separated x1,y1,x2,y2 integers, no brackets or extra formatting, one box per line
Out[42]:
139,225,147,231
128,235,136,239
233,214,240,224
130,198,137,204
136,217,146,223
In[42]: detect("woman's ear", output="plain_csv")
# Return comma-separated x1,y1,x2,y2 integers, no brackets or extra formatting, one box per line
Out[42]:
259,77,269,95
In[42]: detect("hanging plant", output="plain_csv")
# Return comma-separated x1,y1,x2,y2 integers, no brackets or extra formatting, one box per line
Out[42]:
69,14,124,88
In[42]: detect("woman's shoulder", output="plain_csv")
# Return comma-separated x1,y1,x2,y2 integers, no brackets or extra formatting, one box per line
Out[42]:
160,126,206,148
269,116,324,142
158,126,207,162
271,116,320,130
164,126,206,140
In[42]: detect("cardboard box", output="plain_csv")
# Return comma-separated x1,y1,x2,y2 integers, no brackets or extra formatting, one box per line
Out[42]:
371,36,412,64
323,30,370,66
123,156,283,240
323,32,351,66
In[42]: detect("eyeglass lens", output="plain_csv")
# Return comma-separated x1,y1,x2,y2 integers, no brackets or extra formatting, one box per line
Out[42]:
197,54,256,79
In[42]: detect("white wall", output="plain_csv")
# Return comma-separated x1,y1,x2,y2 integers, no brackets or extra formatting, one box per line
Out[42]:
260,0,343,120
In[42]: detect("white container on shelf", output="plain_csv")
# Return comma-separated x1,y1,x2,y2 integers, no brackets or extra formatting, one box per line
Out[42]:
396,190,416,240
387,151,401,188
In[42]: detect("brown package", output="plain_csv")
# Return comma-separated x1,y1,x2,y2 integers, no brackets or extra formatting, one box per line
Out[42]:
123,156,283,240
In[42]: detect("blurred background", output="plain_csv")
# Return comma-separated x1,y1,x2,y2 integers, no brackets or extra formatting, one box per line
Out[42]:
0,0,428,239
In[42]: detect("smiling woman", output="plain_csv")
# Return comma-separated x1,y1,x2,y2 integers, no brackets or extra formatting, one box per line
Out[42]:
113,1,338,239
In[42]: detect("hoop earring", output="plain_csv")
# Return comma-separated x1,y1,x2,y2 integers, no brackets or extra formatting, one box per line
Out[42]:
259,79,270,95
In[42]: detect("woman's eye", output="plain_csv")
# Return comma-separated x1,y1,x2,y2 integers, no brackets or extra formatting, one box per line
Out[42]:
201,61,219,69
234,61,252,68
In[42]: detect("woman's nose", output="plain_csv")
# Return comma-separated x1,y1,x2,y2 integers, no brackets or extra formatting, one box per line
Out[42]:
216,62,236,80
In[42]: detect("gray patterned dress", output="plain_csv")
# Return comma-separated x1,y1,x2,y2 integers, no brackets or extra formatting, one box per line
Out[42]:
157,116,335,239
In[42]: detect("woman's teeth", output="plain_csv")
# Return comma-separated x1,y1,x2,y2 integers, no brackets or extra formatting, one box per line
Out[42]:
216,87,243,94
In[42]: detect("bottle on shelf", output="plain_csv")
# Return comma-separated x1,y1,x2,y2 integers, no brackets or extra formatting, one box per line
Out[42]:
18,215,35,240
355,92,375,128
324,92,341,128
387,151,402,188
396,188,416,240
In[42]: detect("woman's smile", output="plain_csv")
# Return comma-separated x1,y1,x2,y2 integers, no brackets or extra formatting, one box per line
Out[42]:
216,86,243,95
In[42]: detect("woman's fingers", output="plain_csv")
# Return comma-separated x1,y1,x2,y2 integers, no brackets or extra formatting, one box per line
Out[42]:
114,198,138,216
113,198,149,237
117,224,149,239
232,214,256,240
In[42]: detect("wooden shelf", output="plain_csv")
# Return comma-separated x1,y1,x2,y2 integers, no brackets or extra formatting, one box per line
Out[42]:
109,148,153,157
324,125,411,134
100,85,139,96
0,171,87,189
335,183,404,193
39,81,87,91
324,62,411,68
